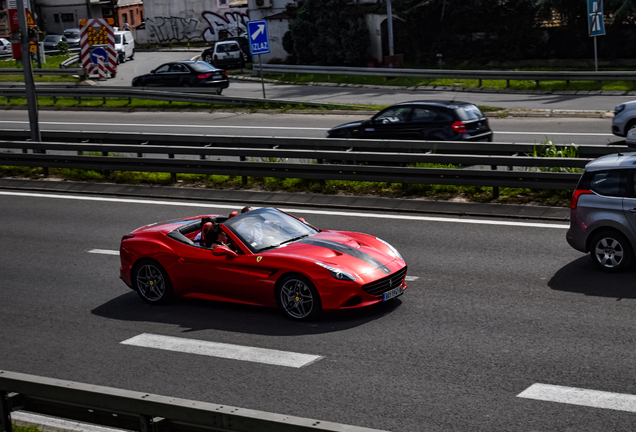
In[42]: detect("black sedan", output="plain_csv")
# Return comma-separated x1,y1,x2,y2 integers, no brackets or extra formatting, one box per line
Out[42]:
327,101,493,141
131,61,230,94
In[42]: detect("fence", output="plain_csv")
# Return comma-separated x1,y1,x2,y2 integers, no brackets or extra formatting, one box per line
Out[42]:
0,370,387,432
0,137,599,190
257,64,636,88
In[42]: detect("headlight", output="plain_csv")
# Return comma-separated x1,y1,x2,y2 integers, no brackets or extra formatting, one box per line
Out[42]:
615,104,625,115
376,237,403,260
315,262,356,281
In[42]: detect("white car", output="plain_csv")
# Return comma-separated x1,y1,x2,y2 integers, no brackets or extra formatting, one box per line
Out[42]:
0,38,11,54
114,30,135,63
612,101,636,137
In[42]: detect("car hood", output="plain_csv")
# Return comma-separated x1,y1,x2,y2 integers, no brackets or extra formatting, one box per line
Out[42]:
264,230,399,277
330,121,364,130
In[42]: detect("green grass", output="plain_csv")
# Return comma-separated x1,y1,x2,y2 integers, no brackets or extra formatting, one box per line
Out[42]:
0,54,81,83
0,165,573,206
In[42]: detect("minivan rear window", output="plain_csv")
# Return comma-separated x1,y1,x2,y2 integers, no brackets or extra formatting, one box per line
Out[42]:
590,170,623,197
455,105,483,121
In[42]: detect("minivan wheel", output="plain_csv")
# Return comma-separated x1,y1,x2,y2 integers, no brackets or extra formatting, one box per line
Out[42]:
204,54,213,64
589,230,633,272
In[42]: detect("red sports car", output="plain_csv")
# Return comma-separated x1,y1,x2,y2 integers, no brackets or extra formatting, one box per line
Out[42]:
119,207,407,320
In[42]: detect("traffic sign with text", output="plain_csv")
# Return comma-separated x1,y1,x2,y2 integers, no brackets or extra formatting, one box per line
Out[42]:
248,20,270,55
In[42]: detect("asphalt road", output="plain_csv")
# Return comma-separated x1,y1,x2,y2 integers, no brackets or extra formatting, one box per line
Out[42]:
0,110,623,146
2,191,636,432
99,51,636,111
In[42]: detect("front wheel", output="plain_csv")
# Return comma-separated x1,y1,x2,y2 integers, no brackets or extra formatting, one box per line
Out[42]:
589,230,633,272
133,259,174,304
276,274,322,321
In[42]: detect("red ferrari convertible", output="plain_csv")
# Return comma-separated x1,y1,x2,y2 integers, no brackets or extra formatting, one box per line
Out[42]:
119,207,407,320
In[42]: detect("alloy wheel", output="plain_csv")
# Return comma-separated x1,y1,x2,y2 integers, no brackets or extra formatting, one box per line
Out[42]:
280,278,314,319
136,264,166,302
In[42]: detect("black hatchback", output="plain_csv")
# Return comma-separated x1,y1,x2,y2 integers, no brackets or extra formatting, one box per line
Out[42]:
327,101,493,141
131,61,230,94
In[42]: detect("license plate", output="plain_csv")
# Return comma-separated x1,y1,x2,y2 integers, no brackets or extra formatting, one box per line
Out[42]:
213,75,223,79
383,285,403,301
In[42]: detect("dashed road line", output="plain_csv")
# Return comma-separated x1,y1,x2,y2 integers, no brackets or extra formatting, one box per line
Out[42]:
517,383,636,413
121,333,323,368
88,249,119,255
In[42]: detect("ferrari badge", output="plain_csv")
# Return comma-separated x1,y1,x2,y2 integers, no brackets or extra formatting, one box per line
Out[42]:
257,256,262,262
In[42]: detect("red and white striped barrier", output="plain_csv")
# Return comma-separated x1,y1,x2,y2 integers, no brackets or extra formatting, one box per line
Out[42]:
79,18,117,79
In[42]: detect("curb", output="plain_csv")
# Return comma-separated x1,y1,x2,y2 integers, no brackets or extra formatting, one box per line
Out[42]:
0,178,570,222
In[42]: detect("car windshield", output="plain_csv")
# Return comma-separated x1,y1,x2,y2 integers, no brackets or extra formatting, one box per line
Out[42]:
224,208,317,253
217,43,238,53
455,105,483,121
189,62,217,72
44,36,60,42
115,35,122,44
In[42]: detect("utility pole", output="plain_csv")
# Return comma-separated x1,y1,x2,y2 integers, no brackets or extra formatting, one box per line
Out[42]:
386,0,394,57
17,0,41,145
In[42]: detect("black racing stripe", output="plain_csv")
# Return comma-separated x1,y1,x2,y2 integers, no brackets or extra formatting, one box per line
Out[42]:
298,238,392,273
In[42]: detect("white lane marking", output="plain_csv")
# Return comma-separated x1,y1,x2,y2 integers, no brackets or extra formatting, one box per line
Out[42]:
88,249,119,255
12,412,129,432
517,383,636,413
0,120,325,131
0,191,569,229
405,276,419,281
121,333,322,368
0,121,614,136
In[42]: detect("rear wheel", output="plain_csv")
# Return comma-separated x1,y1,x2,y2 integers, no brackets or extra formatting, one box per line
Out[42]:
130,49,135,60
215,87,222,95
133,259,174,304
589,230,633,272
276,274,322,321
204,54,213,64
625,119,636,136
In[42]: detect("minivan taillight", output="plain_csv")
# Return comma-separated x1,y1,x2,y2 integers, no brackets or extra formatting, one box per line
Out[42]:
214,54,218,61
571,189,593,210
452,121,467,133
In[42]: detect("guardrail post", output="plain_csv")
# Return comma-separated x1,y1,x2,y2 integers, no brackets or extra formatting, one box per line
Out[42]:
478,79,482,87
535,80,540,89
169,154,177,183
506,80,510,88
491,165,499,199
240,156,247,186
0,391,12,432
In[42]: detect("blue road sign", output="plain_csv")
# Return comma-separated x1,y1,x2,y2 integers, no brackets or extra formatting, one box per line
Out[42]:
587,0,605,37
247,20,270,55
90,47,108,65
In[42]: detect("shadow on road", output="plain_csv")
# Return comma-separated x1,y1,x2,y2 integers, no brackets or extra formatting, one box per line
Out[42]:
548,255,636,299
92,291,402,336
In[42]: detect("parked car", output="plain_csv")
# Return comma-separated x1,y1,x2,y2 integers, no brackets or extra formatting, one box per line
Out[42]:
326,101,494,141
611,101,636,137
201,40,245,69
0,38,11,53
114,30,135,63
63,28,80,48
223,36,251,62
43,34,67,51
119,207,407,320
131,61,229,93
567,149,636,272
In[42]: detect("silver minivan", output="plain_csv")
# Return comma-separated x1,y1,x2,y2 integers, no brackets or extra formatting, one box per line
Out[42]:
567,149,636,272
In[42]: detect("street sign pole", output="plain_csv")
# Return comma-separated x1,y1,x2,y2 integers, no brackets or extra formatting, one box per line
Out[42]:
16,0,41,149
247,20,270,100
593,36,598,72
587,0,605,73
259,55,265,99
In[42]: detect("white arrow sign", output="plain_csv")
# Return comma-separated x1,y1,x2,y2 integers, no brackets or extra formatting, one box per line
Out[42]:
251,24,265,40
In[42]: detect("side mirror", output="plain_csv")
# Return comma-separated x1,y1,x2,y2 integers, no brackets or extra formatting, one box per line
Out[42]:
150,69,155,74
212,245,238,257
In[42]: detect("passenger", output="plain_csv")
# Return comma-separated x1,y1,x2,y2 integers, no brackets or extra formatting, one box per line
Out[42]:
194,217,214,246
205,225,230,249
241,206,253,214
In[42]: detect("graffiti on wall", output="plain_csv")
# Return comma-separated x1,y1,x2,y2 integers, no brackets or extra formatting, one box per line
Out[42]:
146,17,200,42
201,11,248,41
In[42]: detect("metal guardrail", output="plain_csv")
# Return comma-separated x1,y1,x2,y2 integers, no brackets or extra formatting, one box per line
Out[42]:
0,129,628,158
257,64,636,87
0,370,387,432
59,54,79,68
0,85,351,108
0,68,87,77
0,139,584,189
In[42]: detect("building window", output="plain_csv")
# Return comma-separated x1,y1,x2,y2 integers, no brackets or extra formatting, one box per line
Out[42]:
61,13,74,22
122,13,127,23
130,11,134,25
54,13,59,23
217,0,228,8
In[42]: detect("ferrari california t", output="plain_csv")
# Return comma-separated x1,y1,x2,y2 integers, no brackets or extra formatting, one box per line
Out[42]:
119,208,407,320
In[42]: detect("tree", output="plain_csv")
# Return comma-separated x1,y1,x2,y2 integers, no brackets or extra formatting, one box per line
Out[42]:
285,0,371,66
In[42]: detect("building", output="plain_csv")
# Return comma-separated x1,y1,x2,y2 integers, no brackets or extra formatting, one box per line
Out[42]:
100,0,143,31
34,0,102,35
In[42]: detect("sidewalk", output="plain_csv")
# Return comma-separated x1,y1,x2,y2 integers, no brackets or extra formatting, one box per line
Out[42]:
0,178,570,221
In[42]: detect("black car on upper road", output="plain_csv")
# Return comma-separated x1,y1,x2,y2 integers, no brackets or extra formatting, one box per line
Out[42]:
326,101,493,141
131,61,230,94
